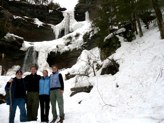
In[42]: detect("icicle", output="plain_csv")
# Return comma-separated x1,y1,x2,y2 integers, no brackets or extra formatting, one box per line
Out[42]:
52,11,76,39
85,11,90,22
64,12,70,35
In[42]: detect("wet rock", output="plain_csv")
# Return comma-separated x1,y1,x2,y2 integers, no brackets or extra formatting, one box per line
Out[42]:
47,49,82,69
70,85,93,97
101,59,119,75
0,33,25,71
0,7,12,38
9,17,55,41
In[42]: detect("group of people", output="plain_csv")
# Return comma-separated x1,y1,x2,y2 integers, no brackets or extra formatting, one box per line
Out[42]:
5,65,64,123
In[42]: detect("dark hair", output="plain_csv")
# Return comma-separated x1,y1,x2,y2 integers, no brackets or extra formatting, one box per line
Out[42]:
16,69,23,75
51,64,58,68
30,64,38,70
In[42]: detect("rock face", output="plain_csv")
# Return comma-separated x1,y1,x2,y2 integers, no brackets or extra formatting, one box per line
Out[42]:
0,33,25,72
83,31,99,50
9,17,55,41
74,1,99,21
47,49,82,69
0,7,12,39
74,4,87,21
3,1,64,25
0,1,64,41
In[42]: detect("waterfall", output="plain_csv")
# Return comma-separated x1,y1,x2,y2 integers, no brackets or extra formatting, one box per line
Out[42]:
22,47,38,72
64,12,70,35
85,11,90,22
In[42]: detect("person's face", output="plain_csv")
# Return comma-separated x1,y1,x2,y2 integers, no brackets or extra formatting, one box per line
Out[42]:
52,66,58,72
43,71,48,77
16,72,22,79
31,67,37,74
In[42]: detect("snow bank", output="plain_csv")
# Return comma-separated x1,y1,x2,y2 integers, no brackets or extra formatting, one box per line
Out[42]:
67,27,164,123
0,76,11,95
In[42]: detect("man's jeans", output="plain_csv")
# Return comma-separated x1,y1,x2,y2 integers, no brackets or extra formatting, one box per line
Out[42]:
9,98,27,123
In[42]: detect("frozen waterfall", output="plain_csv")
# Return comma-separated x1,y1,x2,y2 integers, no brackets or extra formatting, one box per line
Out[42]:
22,47,38,72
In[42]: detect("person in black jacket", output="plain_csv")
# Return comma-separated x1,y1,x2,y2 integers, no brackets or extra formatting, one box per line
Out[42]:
5,70,27,123
24,65,41,121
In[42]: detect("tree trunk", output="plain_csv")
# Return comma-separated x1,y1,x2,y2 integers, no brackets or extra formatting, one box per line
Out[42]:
152,0,164,39
132,13,138,35
136,15,143,37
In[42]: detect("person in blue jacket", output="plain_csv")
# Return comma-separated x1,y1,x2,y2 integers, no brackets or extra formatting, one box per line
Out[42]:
50,65,64,123
5,70,27,123
39,70,50,122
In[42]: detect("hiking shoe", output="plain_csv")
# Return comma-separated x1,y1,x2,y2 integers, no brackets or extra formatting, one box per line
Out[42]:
57,119,63,123
57,117,64,123
50,118,57,123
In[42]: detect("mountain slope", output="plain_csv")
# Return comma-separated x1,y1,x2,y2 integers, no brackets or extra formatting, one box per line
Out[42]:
0,26,164,123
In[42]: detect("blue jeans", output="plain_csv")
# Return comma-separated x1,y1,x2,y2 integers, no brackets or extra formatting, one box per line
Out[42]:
9,98,27,123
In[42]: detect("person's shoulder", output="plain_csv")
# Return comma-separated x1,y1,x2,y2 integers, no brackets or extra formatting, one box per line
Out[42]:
12,77,17,82
58,73,62,76
36,74,41,78
25,74,30,78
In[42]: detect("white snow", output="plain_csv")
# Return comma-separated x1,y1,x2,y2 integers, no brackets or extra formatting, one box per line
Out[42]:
0,76,11,95
6,65,21,77
4,33,24,40
33,18,43,27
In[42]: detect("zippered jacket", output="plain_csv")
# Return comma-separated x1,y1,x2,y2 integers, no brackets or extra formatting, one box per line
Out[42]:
50,72,64,90
39,76,50,95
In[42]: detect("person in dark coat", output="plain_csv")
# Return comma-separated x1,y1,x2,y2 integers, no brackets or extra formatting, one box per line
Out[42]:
39,70,50,122
5,70,27,123
24,65,41,121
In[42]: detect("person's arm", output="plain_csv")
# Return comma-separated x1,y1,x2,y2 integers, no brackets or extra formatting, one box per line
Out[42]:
59,74,64,91
5,78,13,92
24,76,29,91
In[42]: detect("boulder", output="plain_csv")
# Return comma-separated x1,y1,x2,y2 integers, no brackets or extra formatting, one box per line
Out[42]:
101,59,119,75
70,85,93,97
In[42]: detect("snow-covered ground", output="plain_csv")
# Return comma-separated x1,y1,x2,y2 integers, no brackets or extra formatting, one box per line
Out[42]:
1,27,164,123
